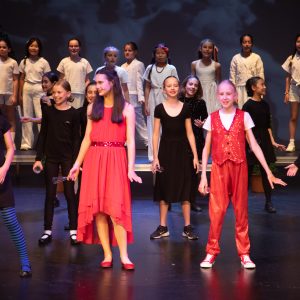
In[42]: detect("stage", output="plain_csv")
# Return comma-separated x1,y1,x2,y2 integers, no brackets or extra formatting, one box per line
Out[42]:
0,151,300,300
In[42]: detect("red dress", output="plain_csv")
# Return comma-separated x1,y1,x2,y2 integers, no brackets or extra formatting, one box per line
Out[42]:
77,107,133,245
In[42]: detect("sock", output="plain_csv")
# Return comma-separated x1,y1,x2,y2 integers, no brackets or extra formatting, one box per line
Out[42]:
70,230,77,236
0,207,30,268
43,230,52,236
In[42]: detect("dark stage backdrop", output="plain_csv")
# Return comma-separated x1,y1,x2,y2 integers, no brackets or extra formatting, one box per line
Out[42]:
1,0,299,143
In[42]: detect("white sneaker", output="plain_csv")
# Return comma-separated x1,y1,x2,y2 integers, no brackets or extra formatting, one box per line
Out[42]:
240,254,256,269
286,142,295,152
200,254,217,268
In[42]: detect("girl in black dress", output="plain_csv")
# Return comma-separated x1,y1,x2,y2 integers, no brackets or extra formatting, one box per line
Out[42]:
179,75,208,212
33,79,80,245
243,77,286,213
150,76,200,240
0,110,31,277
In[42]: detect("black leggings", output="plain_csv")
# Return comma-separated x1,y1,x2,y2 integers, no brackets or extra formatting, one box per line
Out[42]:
248,163,272,202
44,160,78,230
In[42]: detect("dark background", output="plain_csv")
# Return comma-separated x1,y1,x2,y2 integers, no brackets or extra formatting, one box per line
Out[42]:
1,0,299,143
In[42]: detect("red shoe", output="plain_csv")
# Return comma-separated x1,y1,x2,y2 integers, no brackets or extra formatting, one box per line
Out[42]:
121,263,135,270
100,260,113,268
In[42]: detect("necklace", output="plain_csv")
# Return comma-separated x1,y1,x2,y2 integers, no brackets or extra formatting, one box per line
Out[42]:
155,65,165,73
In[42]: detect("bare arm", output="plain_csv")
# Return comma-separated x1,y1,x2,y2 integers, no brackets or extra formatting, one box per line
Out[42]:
246,128,286,188
284,74,291,104
198,131,211,194
125,103,142,183
58,72,65,80
185,118,200,173
268,128,286,150
11,74,18,105
191,61,196,75
0,131,14,184
144,81,151,116
151,117,161,172
18,73,25,105
215,62,222,83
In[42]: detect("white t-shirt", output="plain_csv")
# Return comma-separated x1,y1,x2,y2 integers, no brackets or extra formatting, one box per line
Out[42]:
19,57,51,84
203,109,254,131
282,52,300,85
94,65,129,84
0,57,19,94
57,57,93,94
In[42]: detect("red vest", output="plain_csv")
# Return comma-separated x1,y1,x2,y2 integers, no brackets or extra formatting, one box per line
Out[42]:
211,109,246,165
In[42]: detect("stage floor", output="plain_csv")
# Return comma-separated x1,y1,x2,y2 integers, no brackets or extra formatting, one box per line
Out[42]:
0,166,300,300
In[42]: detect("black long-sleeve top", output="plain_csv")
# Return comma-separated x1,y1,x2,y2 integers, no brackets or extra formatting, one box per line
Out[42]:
35,105,80,163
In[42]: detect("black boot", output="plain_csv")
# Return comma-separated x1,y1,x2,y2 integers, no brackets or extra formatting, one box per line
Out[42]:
265,201,276,213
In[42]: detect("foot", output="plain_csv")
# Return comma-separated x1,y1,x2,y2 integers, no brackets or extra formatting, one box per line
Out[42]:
200,254,217,268
191,202,202,212
122,262,135,270
70,233,81,245
100,259,113,268
150,225,170,239
19,265,32,278
265,202,276,213
240,254,256,269
182,225,198,240
38,233,52,246
286,142,295,152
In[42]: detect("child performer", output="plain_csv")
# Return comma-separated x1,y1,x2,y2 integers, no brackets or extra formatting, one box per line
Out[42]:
19,37,51,150
68,67,142,270
150,76,200,240
243,77,286,213
143,43,178,161
286,153,300,176
57,37,93,109
230,34,264,109
282,34,300,152
94,46,129,102
0,37,19,146
191,38,221,114
33,79,80,246
0,109,32,277
179,75,208,212
121,42,148,147
199,80,286,269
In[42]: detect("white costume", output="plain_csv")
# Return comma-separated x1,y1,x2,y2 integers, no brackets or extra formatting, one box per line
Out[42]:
57,57,93,108
143,64,178,161
194,59,220,114
282,52,300,102
0,57,19,105
229,52,264,108
121,58,148,148
19,57,51,149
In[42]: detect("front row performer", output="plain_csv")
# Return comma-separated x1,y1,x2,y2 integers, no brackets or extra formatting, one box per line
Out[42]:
199,80,286,269
68,67,142,271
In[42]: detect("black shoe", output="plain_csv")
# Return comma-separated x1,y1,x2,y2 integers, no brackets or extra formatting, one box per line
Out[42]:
54,197,60,208
20,265,32,278
265,202,276,213
70,234,81,245
191,202,202,212
182,225,199,240
64,224,70,231
150,225,170,239
38,233,52,246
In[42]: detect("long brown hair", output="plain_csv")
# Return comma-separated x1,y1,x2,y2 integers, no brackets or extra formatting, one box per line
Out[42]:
91,67,125,123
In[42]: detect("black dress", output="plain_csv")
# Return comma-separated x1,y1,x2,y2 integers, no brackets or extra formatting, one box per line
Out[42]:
242,99,276,165
179,96,208,159
0,114,14,208
154,103,194,203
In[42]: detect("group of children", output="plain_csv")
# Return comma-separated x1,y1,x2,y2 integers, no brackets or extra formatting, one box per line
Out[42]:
0,32,300,276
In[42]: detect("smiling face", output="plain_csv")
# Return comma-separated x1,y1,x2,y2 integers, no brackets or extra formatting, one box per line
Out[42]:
217,81,237,110
28,40,40,58
52,84,71,106
95,73,113,97
200,41,214,59
86,84,97,103
252,78,266,97
42,76,55,93
164,77,179,98
185,77,199,98
68,39,80,57
0,40,10,59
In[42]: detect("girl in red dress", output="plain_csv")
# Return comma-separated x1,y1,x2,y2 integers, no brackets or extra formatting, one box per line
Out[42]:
68,67,142,270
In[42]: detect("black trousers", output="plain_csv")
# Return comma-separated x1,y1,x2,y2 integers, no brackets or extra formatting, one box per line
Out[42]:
44,160,78,230
248,163,272,202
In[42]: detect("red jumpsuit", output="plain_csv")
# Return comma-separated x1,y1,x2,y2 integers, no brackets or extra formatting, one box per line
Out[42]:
206,109,250,256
